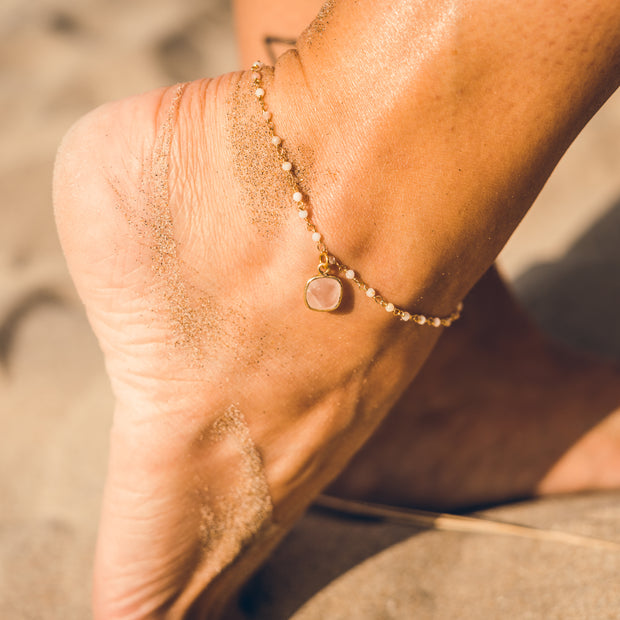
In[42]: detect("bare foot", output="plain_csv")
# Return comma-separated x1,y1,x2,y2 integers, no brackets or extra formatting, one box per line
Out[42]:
53,62,459,617
53,0,620,613
328,267,620,511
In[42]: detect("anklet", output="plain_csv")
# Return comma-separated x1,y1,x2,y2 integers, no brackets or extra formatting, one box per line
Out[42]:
251,61,463,327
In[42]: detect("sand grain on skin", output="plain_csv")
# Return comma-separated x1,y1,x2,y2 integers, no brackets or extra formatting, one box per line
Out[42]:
149,83,223,356
108,82,229,362
226,71,291,235
193,405,273,586
225,70,318,236
301,0,336,46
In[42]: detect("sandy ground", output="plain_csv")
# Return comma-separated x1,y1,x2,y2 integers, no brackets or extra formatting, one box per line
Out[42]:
1,2,619,618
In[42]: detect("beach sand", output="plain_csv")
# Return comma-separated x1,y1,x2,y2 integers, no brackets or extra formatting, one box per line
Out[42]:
1,2,619,618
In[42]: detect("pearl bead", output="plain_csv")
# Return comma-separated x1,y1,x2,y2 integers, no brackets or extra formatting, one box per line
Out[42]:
254,61,264,68
251,73,461,329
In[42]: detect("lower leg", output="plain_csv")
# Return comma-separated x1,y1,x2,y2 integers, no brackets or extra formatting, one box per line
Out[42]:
329,267,620,510
234,0,620,512
54,1,620,617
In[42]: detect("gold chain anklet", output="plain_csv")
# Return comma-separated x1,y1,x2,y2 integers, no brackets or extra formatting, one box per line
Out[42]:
251,61,463,327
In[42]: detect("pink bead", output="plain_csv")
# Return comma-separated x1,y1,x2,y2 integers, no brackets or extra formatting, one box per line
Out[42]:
305,276,343,311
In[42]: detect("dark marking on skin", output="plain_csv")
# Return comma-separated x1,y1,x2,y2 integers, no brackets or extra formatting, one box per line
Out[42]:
263,36,297,64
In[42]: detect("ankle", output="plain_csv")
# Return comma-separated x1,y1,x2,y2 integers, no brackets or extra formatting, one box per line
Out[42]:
263,53,466,318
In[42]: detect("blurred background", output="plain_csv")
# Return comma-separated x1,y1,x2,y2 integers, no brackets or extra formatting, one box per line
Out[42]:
0,1,619,618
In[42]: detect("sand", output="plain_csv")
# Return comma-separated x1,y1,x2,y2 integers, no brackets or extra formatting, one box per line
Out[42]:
1,1,619,618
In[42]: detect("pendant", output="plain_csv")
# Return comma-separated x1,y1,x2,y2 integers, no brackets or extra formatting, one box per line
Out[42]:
304,274,343,311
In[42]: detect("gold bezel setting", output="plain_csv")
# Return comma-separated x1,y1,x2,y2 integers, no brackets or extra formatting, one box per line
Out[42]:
251,61,463,327
304,275,344,312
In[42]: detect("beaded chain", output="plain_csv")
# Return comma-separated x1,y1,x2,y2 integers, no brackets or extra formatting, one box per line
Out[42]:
251,61,463,327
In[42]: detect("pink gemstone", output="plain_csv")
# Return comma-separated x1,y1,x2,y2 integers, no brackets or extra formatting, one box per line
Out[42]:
305,276,342,312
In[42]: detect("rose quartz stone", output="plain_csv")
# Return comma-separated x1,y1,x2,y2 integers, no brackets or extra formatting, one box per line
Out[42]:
305,276,342,311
